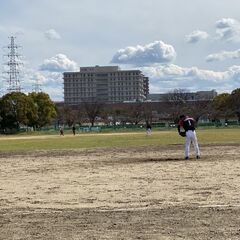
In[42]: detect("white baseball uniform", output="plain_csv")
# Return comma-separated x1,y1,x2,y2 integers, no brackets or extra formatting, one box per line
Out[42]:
178,116,200,159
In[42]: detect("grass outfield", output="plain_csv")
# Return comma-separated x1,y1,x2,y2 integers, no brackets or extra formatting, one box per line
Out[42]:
0,128,239,152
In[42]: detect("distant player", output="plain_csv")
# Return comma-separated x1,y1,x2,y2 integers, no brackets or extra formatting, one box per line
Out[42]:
72,126,76,135
146,122,152,136
59,127,64,136
178,115,200,160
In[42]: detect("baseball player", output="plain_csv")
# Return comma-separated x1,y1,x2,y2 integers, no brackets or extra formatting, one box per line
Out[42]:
146,122,152,136
178,115,200,160
59,127,64,136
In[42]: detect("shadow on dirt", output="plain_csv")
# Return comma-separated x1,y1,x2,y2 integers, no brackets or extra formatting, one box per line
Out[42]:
112,157,188,165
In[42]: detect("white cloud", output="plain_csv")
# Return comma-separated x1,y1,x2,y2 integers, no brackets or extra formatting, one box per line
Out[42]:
206,49,240,62
24,70,47,85
33,61,238,100
111,41,176,65
0,25,5,33
215,18,240,42
21,67,64,100
1,54,77,100
0,26,25,36
41,85,63,101
140,64,239,93
185,30,209,43
3,61,240,101
142,64,227,82
44,29,61,40
228,65,240,82
39,54,78,72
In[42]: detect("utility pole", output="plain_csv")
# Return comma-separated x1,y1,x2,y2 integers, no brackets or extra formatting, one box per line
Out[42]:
3,36,23,92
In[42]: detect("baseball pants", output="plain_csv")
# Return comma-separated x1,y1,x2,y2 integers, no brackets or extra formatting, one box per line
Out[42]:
185,130,200,158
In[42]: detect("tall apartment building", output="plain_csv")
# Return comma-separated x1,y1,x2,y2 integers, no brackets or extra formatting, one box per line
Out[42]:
64,65,149,105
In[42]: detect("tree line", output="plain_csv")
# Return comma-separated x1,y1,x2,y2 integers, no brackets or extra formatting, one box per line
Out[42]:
212,88,240,122
56,88,240,127
0,92,56,133
0,88,239,133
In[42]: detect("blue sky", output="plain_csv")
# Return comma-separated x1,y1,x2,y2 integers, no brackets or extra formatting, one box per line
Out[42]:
0,0,240,100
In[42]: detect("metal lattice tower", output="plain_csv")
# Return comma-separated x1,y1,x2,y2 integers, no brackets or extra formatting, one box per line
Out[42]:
4,36,22,92
33,78,42,93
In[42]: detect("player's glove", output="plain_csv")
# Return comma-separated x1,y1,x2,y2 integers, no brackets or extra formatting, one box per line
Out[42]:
179,131,186,137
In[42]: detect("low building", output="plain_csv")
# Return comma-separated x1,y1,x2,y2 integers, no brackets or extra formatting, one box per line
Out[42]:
148,90,217,102
64,65,149,105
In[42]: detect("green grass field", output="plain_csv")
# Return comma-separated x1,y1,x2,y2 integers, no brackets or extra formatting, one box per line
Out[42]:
0,128,239,152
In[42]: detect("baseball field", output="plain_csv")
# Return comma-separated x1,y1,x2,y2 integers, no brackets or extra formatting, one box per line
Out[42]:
0,128,240,239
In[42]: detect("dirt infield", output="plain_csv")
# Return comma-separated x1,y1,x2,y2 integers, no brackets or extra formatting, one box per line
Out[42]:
1,144,240,239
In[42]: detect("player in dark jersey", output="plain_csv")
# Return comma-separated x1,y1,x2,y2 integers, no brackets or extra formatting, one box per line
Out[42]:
178,115,200,160
146,122,152,136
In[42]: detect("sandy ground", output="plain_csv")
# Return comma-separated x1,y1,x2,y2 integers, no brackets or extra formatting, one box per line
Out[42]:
0,144,240,239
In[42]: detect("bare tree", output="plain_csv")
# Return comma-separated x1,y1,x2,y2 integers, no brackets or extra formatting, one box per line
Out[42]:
82,100,104,126
142,102,153,124
125,103,144,125
55,105,77,127
100,105,124,126
163,89,190,122
163,88,190,103
64,106,76,127
74,106,85,126
187,100,212,122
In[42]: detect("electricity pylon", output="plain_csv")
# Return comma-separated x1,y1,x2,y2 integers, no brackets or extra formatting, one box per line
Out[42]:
3,36,23,92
